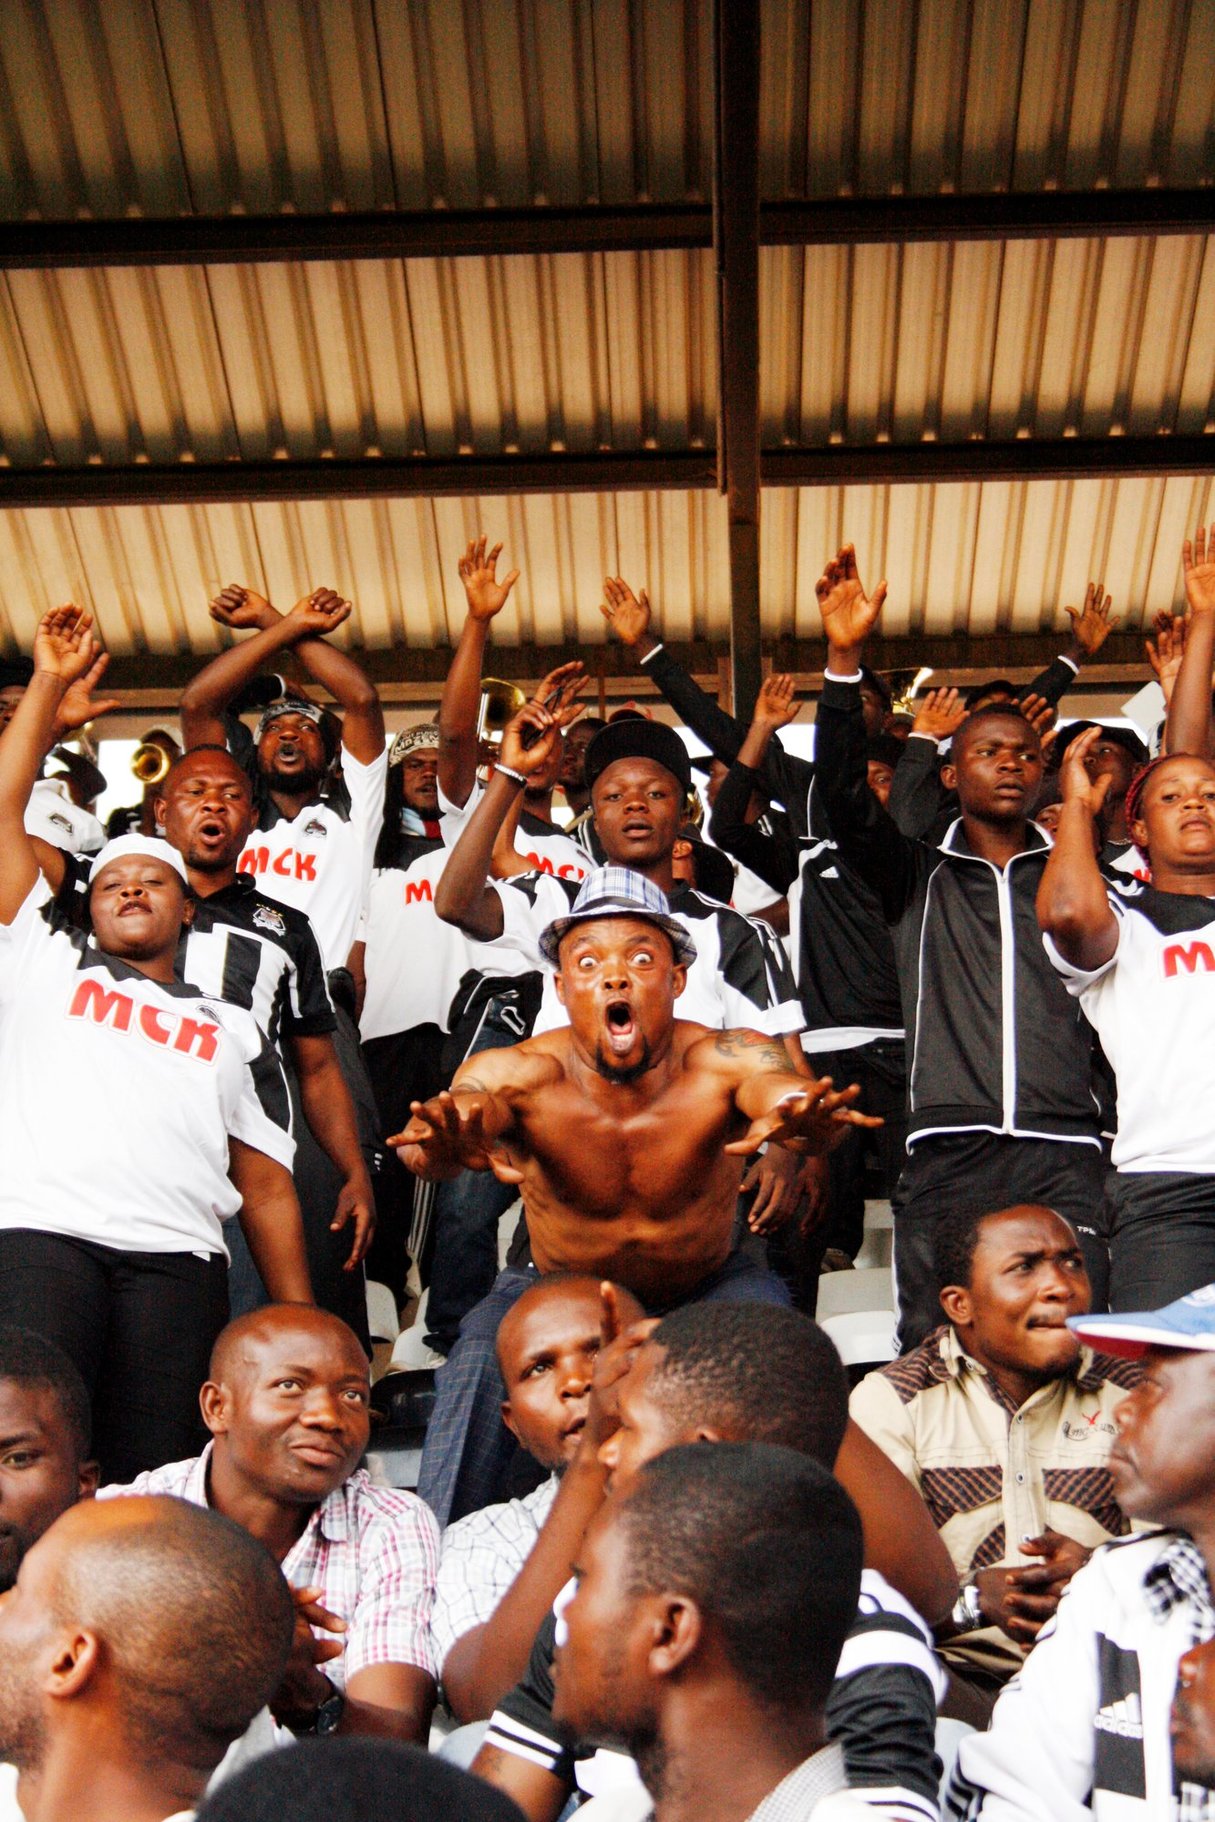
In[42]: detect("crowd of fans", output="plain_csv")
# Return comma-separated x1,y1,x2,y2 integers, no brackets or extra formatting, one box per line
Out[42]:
2,522,1215,1819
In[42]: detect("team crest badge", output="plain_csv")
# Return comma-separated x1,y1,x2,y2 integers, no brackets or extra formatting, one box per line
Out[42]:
253,904,287,937
303,819,327,840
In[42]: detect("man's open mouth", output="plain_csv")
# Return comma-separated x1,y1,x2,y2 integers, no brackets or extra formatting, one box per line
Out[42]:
604,1000,636,1054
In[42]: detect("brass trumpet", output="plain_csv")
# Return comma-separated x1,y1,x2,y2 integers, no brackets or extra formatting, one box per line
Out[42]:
131,732,178,787
477,678,527,747
880,666,934,719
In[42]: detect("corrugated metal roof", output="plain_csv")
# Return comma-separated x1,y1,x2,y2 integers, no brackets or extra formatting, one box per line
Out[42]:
0,0,1214,675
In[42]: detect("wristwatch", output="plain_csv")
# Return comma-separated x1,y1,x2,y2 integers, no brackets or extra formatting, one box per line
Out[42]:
288,1681,345,1736
950,1581,984,1633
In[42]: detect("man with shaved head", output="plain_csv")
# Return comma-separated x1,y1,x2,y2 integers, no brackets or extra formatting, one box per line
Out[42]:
102,1305,439,1746
0,1494,294,1822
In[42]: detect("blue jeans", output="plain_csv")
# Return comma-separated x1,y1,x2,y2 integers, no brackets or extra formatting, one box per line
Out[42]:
417,1248,792,1525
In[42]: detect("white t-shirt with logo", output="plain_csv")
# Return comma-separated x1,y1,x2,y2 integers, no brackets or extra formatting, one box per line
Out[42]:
26,776,104,854
236,743,388,973
1046,881,1215,1173
0,878,294,1255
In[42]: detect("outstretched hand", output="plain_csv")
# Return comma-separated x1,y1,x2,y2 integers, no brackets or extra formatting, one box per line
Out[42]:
391,1089,522,1185
33,606,100,688
1184,524,1215,617
1018,692,1057,739
816,545,888,657
1145,610,1187,703
912,686,966,741
753,672,800,732
599,577,652,647
498,662,586,777
1058,724,1112,816
54,648,120,733
1065,581,1119,657
725,1077,883,1159
459,536,520,622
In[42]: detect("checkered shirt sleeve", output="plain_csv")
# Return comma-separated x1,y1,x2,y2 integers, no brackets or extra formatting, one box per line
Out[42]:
431,1480,558,1671
281,1471,442,1683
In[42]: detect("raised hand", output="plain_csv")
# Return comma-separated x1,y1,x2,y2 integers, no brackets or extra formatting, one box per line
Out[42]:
816,545,888,656
599,576,652,647
912,686,966,741
209,583,278,631
33,605,99,688
753,672,800,732
285,587,353,640
532,660,588,731
725,1078,883,1159
54,648,120,733
1019,692,1057,739
581,1290,659,1455
458,535,520,622
1065,581,1120,657
1145,610,1187,704
1058,724,1112,816
1184,524,1215,617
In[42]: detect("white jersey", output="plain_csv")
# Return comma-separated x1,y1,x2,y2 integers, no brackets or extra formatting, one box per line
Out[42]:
236,742,388,973
1046,880,1215,1174
438,779,591,885
0,877,294,1256
359,842,533,1042
492,871,804,1037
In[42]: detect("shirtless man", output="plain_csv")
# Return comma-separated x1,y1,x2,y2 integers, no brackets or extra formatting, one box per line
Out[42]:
397,868,876,1521
401,873,868,1304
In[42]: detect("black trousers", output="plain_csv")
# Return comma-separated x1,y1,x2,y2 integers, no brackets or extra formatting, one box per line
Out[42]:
1102,1171,1215,1312
362,1023,447,1302
892,1133,1107,1351
0,1229,229,1484
811,1038,909,1258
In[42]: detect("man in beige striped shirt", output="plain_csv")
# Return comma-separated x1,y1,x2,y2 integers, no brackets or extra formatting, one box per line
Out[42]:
850,1203,1140,1715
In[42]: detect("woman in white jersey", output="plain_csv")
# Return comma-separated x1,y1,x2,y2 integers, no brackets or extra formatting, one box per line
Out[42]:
0,607,312,1481
1039,726,1215,1314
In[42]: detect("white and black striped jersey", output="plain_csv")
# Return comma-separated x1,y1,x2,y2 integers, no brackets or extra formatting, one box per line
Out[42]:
948,1531,1215,1821
0,878,294,1257
491,871,804,1037
486,1569,944,1822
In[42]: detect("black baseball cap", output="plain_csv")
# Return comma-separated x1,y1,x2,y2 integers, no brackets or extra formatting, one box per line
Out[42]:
584,720,693,796
1053,720,1150,768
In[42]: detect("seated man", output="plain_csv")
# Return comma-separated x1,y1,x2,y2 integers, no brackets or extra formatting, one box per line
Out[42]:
851,1204,1141,1721
0,1495,294,1822
949,1282,1215,1820
400,865,877,1523
101,1304,439,1746
475,1303,950,1822
553,1443,871,1821
0,1327,97,1592
195,1737,528,1822
433,1274,645,1721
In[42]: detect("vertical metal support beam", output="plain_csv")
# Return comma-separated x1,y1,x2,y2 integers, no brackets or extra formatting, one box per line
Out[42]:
714,0,763,723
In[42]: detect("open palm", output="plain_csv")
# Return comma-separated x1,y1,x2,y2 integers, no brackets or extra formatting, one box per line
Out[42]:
816,545,887,651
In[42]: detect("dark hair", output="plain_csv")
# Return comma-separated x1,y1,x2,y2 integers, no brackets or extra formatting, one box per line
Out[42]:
865,735,903,769
59,1498,294,1773
618,1442,862,1712
157,745,252,800
859,665,892,707
195,1738,527,1822
0,1327,90,1459
932,1206,997,1295
647,1304,848,1466
0,657,34,691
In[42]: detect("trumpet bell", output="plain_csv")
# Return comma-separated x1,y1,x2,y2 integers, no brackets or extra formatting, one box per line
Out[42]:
880,666,934,719
131,742,172,786
477,678,527,746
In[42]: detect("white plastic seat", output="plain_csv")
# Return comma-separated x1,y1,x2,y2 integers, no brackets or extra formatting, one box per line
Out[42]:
815,1265,895,1321
365,1279,401,1344
820,1307,897,1369
390,1287,445,1370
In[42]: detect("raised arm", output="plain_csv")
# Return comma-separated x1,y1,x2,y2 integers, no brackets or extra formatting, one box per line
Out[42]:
434,668,585,941
1168,524,1215,758
287,590,384,764
1022,580,1119,707
709,675,801,893
439,537,520,808
1036,726,1119,971
701,1028,880,1158
0,607,100,924
390,1036,534,1183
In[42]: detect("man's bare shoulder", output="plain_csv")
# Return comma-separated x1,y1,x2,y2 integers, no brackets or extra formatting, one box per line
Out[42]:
452,1037,564,1098
686,1026,798,1077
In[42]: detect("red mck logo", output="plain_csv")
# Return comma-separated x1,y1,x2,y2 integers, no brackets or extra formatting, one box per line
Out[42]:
67,979,219,1063
238,846,318,882
1162,940,1215,979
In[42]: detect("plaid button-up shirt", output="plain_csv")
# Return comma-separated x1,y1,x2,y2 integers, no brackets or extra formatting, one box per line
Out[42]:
103,1443,440,1682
